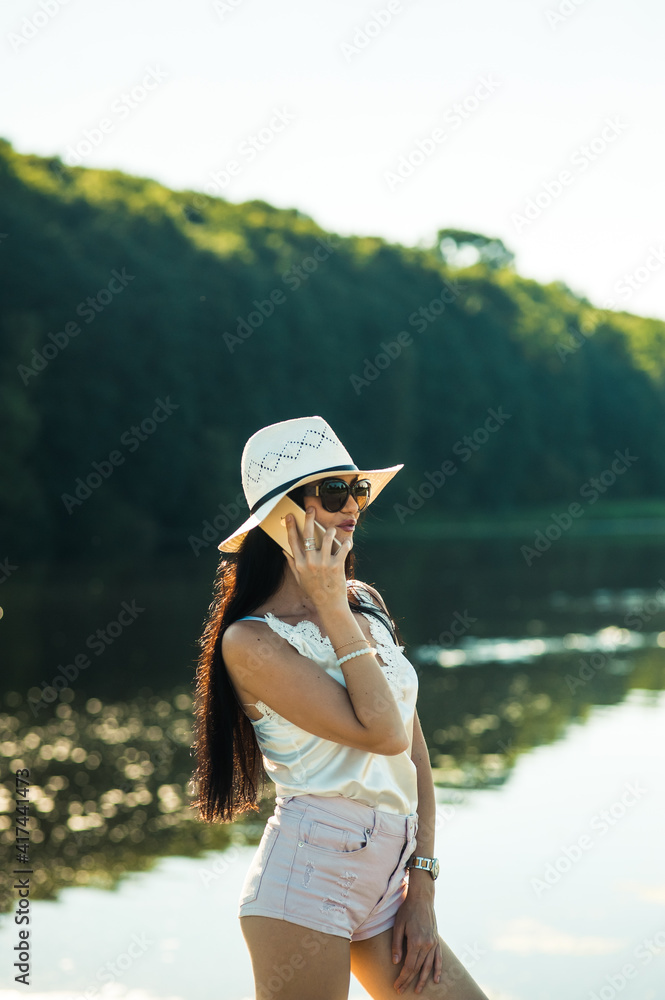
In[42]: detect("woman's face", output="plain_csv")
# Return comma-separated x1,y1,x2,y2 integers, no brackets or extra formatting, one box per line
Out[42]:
301,473,365,548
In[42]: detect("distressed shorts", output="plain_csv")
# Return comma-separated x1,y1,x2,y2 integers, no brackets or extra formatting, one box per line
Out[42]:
237,792,419,941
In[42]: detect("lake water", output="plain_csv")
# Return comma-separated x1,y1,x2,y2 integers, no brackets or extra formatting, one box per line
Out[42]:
1,531,664,998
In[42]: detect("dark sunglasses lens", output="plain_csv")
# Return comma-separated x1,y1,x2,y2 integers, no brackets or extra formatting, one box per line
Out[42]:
319,479,371,511
320,480,348,511
354,481,371,509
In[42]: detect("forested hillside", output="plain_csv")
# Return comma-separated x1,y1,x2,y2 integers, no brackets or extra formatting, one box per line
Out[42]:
2,137,665,562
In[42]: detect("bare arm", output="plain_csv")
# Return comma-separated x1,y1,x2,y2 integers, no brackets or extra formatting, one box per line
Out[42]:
405,709,436,899
390,711,446,1000
223,512,409,755
224,610,409,755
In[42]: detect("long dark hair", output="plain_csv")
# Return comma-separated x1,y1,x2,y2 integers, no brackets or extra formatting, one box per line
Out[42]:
191,483,404,824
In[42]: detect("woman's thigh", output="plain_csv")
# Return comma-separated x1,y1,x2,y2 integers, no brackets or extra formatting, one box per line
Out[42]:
240,915,350,1000
350,927,491,999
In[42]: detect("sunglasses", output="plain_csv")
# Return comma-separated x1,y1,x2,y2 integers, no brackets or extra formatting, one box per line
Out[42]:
301,477,372,513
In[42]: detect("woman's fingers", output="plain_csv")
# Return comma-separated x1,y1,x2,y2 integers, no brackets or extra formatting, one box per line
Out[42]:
283,515,303,574
433,940,442,984
395,940,439,994
282,506,350,604
303,506,319,552
393,948,422,993
413,949,436,994
286,506,316,562
320,524,336,555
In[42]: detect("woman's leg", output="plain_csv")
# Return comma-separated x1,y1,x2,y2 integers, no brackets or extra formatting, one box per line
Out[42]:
350,928,491,999
240,915,351,1000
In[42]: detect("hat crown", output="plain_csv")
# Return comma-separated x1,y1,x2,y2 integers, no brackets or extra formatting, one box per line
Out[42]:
241,416,356,510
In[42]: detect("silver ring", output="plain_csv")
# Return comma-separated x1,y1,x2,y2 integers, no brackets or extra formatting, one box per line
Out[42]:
304,538,317,550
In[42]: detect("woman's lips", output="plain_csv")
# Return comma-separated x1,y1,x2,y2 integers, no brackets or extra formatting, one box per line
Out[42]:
338,522,355,530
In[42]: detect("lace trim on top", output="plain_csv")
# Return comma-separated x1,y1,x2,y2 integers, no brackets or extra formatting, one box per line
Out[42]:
250,586,406,721
365,618,405,701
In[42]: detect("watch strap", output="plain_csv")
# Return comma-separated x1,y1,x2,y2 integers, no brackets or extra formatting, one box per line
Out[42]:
408,855,437,874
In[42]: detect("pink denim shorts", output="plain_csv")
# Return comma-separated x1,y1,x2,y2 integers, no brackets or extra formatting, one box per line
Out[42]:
237,792,419,941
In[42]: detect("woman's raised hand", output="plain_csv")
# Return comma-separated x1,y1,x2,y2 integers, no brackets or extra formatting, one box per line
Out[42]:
282,506,351,609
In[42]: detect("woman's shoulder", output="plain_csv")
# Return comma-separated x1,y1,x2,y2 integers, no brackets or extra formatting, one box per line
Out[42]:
221,613,280,652
347,579,389,615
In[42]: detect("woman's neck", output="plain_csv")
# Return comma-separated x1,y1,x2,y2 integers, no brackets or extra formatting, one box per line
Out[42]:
256,568,347,619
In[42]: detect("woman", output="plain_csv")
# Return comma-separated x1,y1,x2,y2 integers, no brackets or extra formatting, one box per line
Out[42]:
193,416,490,1000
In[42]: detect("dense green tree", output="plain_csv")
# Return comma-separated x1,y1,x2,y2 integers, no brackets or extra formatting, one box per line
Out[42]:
1,137,665,562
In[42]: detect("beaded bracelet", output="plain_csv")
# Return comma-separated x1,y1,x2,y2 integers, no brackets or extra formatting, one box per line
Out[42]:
336,647,378,667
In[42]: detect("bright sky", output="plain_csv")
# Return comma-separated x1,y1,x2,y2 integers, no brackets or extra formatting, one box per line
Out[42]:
2,0,664,321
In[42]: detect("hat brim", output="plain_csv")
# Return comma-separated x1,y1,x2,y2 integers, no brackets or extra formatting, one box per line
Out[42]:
217,463,403,552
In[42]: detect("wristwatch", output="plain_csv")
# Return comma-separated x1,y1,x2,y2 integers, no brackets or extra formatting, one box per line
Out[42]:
407,855,439,880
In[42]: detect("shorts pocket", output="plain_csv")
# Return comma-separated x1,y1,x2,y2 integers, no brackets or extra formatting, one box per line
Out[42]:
239,824,280,905
300,813,370,855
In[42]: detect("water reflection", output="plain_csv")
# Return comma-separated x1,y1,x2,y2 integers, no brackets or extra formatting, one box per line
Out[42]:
416,624,665,667
0,689,276,913
3,539,665,914
416,645,665,790
3,638,664,913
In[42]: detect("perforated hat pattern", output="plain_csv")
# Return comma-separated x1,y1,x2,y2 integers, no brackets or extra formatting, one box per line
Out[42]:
244,425,341,494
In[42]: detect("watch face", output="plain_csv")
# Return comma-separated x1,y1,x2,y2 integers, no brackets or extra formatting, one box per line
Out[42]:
432,858,440,880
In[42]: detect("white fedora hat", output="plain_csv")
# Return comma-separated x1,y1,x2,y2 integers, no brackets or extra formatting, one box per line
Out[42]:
217,415,403,552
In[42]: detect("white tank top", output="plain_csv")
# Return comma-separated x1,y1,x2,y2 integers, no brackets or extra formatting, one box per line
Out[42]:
235,586,419,816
